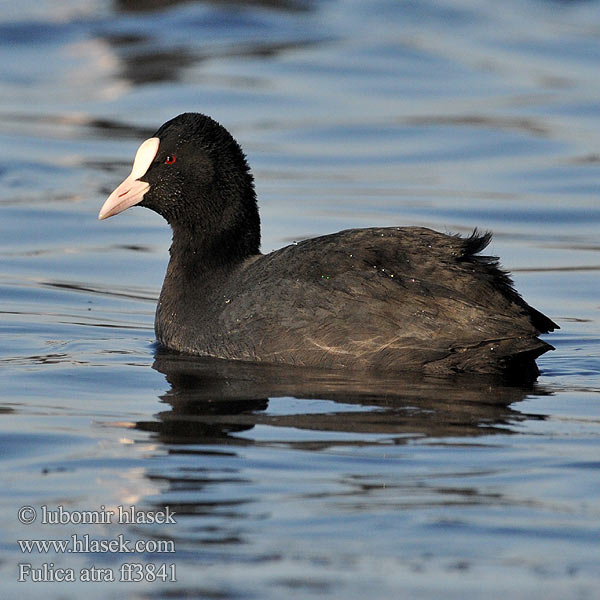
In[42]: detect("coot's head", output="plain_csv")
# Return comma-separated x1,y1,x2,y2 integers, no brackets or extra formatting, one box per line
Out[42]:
99,113,260,259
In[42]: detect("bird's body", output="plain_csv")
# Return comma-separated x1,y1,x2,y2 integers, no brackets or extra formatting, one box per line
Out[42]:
155,226,554,376
99,113,557,378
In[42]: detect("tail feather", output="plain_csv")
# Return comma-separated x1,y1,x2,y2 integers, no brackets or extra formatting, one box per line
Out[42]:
458,229,559,334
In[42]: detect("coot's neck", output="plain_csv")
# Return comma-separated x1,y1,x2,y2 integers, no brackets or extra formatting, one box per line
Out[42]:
165,167,261,275
156,218,261,347
164,192,261,295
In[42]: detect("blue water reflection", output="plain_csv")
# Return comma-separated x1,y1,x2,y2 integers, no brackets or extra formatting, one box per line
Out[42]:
0,0,599,598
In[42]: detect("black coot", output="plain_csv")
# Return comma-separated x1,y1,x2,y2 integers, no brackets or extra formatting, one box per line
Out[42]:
99,113,557,377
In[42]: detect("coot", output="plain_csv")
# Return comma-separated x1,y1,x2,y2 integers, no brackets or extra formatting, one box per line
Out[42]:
99,113,557,377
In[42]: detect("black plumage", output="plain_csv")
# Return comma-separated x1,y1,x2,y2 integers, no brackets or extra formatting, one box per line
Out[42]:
100,112,557,378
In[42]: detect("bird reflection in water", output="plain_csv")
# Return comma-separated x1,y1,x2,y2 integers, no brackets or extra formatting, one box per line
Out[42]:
126,350,551,539
133,349,549,447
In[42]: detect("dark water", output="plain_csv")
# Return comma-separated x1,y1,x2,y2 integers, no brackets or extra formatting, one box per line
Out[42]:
1,0,599,598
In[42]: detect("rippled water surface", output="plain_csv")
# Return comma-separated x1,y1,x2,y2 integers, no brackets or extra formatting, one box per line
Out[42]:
1,1,599,598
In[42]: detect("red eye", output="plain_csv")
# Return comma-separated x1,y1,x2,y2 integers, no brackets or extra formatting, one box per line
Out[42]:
165,155,176,164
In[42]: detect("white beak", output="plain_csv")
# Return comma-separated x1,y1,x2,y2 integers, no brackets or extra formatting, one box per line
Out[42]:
98,137,160,220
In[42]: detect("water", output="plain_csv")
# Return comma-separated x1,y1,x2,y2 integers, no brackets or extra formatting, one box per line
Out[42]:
1,0,599,598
